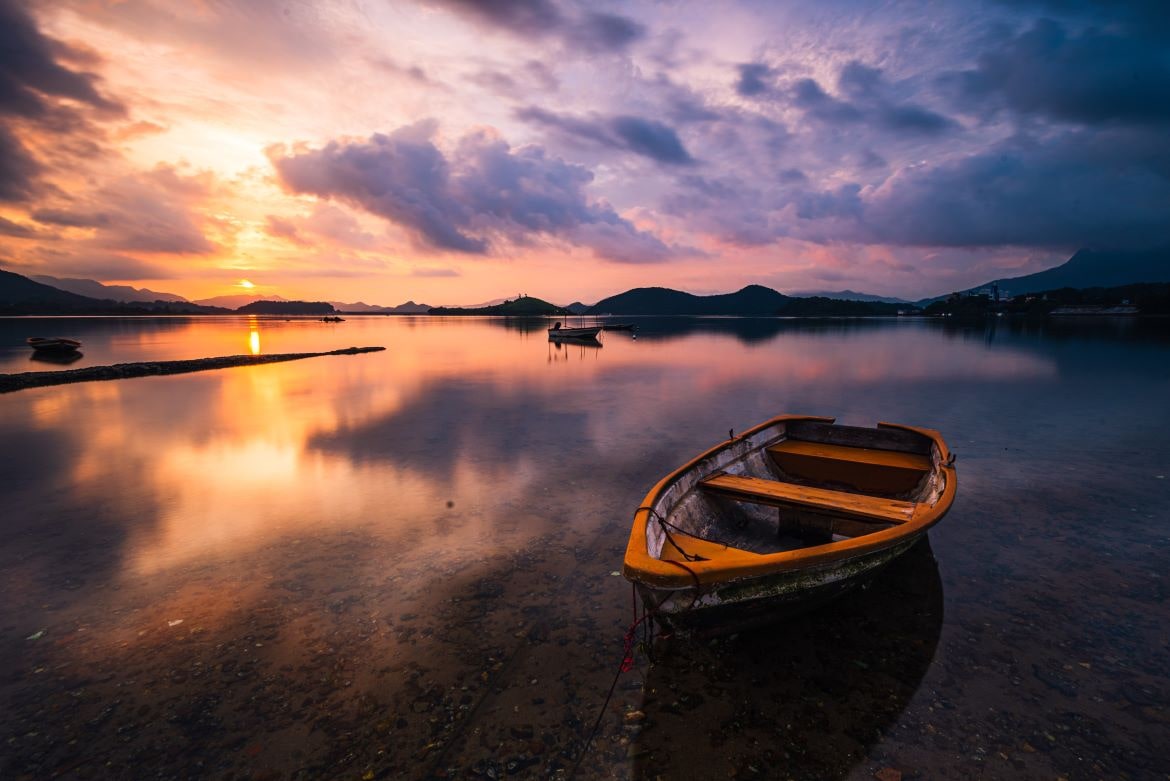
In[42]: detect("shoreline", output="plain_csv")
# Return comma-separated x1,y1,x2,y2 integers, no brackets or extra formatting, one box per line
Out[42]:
0,346,385,393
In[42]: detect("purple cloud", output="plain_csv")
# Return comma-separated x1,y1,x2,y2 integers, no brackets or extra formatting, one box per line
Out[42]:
269,123,690,262
515,106,695,165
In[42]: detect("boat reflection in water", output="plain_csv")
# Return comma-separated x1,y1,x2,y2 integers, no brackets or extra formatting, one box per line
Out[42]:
29,350,84,365
632,538,943,779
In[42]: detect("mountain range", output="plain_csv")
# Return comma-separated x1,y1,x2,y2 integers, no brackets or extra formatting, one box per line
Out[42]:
950,248,1170,300
4,247,1167,316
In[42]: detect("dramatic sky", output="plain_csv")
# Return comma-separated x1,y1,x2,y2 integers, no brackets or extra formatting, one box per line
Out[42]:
1,0,1168,304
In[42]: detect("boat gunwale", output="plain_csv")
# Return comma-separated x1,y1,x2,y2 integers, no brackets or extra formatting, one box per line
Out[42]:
622,413,956,589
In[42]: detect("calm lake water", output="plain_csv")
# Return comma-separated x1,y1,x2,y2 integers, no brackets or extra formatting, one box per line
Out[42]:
1,315,1168,780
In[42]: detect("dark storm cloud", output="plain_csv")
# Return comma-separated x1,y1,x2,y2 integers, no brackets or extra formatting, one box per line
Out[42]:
950,18,1170,125
429,0,563,36
0,0,123,202
791,79,863,123
515,106,695,165
0,0,121,117
424,0,645,53
268,123,688,262
735,63,774,97
862,129,1170,249
0,125,39,201
610,116,694,164
786,64,955,135
577,11,647,52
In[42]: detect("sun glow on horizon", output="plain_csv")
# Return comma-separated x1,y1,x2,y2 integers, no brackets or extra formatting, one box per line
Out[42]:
238,279,256,290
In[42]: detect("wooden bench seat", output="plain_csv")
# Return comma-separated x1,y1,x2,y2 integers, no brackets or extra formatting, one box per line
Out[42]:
767,440,930,494
699,472,916,524
659,530,761,563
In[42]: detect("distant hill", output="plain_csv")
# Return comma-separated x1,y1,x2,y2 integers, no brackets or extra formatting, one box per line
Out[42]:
195,294,288,309
429,296,566,316
588,285,790,315
32,275,188,303
790,289,908,304
924,281,1170,317
937,248,1170,303
776,297,908,316
332,300,432,314
236,300,335,315
1,268,228,314
1,268,109,312
563,301,590,315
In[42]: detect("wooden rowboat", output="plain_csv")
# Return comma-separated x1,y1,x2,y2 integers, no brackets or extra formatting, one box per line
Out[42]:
548,323,602,339
27,337,82,353
622,415,956,635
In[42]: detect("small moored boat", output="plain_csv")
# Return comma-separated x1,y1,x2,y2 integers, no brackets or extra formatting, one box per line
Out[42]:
548,322,602,339
27,337,82,353
623,415,956,635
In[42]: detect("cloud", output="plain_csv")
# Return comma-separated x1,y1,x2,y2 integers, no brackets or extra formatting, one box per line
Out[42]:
270,122,482,253
0,126,40,201
410,266,460,277
423,0,645,53
735,63,774,97
948,18,1170,125
576,12,647,53
268,122,690,262
25,247,180,280
30,164,219,254
0,0,122,201
858,129,1170,249
0,215,40,238
515,106,695,165
264,214,311,247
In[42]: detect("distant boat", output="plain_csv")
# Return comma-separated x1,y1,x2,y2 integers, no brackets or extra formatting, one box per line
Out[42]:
27,337,82,353
623,415,956,635
322,315,345,322
548,322,601,339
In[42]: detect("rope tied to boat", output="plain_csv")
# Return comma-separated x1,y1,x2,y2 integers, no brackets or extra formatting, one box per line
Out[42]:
638,504,733,563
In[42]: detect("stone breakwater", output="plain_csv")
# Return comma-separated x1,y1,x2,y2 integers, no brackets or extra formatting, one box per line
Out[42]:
0,346,386,393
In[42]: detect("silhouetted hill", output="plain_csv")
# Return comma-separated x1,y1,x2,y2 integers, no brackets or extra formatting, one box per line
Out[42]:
926,248,1170,304
564,301,590,315
429,296,565,316
236,300,335,315
333,300,432,314
776,297,907,316
195,294,287,309
1,268,228,314
790,289,909,304
32,275,188,303
924,281,1170,317
1,268,107,311
588,285,790,315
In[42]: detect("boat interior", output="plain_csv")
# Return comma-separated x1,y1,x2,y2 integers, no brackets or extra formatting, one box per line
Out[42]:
651,419,946,563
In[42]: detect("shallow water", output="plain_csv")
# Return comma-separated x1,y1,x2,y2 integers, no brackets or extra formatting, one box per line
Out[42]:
1,315,1167,779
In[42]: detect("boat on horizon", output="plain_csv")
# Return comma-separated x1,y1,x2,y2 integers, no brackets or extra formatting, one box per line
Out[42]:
548,322,602,339
622,414,956,635
27,337,82,353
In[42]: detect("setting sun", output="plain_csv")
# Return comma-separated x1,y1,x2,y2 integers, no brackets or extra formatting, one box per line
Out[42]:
238,280,255,290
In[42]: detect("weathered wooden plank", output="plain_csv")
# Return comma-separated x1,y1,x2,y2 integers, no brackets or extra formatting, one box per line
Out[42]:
767,440,930,494
768,440,930,471
699,472,916,523
786,420,932,455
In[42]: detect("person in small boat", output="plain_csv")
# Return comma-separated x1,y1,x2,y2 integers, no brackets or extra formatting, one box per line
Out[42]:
552,322,562,330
